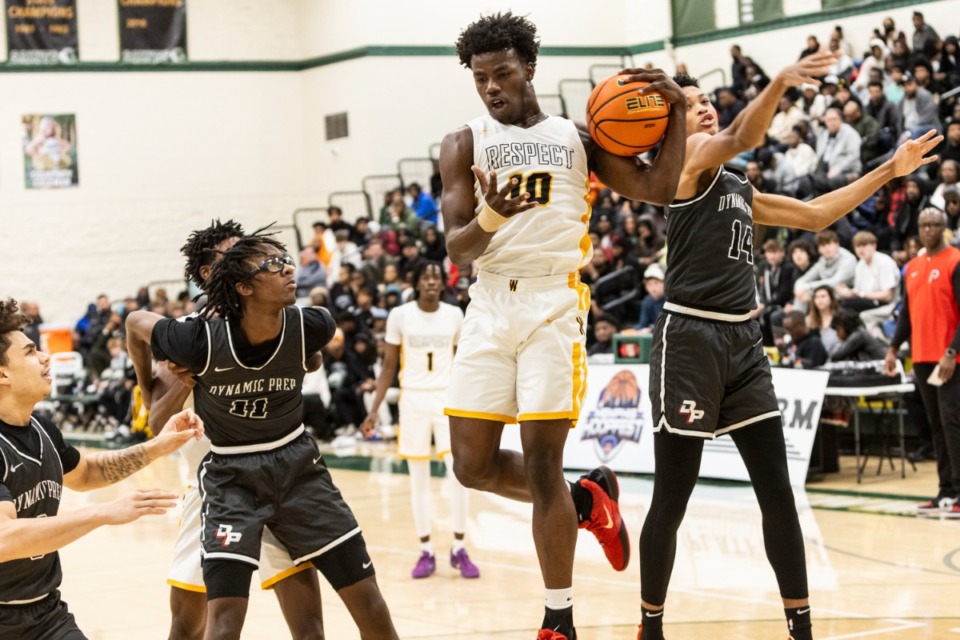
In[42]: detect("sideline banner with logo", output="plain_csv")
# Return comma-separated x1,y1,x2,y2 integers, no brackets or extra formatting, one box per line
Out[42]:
22,114,79,189
501,364,828,486
118,0,188,64
5,0,78,65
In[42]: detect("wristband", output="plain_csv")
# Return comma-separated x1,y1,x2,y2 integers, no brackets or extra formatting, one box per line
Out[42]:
477,201,509,233
947,348,958,358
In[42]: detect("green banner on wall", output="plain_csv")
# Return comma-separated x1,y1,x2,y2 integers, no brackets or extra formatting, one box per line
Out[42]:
118,0,188,64
673,0,716,39
5,0,78,64
821,0,873,9
741,0,784,25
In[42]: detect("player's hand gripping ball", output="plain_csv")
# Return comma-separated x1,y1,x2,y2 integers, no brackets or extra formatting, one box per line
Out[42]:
587,74,671,156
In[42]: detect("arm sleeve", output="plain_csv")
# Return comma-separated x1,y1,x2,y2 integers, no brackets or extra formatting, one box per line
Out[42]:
951,265,960,353
890,287,912,350
35,414,80,474
384,308,402,346
150,318,209,372
303,307,337,354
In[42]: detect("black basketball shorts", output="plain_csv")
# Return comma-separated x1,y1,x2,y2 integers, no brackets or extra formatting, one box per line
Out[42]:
0,591,86,640
649,309,780,438
198,431,361,568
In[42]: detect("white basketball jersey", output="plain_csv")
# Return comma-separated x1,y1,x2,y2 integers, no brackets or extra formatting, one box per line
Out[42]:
385,301,463,391
467,114,592,277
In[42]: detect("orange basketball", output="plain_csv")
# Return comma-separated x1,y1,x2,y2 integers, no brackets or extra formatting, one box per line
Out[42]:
586,74,671,156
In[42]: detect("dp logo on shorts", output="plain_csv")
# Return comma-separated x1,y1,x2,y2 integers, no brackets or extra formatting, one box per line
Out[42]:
678,400,705,424
215,524,242,547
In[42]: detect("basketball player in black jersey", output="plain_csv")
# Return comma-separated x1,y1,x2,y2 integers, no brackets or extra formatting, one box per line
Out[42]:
145,220,326,640
635,52,942,640
0,298,202,639
126,231,398,640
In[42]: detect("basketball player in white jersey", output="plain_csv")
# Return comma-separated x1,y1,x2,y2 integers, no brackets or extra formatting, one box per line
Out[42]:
440,13,687,640
146,220,324,640
361,261,479,580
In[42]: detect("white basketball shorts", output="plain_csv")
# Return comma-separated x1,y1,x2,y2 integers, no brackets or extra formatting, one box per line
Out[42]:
445,271,589,424
398,389,450,460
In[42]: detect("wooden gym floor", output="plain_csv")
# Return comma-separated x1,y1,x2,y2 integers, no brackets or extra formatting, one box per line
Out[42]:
56,441,959,639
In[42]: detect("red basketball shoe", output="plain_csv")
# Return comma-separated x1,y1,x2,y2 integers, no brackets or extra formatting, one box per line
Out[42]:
576,466,630,571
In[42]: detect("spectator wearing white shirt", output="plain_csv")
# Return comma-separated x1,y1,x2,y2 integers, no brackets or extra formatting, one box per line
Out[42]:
768,95,808,144
784,126,819,177
930,160,959,210
835,231,901,336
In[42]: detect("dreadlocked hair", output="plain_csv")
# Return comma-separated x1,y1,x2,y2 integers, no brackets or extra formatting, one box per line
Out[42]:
180,219,245,288
0,299,30,366
202,229,286,321
673,73,699,88
412,260,445,300
456,12,540,68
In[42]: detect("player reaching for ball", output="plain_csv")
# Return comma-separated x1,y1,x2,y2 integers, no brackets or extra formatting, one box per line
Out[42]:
635,53,942,640
440,13,686,640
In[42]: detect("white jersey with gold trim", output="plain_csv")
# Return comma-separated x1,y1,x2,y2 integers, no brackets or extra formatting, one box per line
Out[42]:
385,301,463,391
467,114,592,277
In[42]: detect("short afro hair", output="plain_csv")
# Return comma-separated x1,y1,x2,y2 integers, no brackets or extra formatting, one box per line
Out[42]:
412,260,445,299
456,12,540,68
0,299,30,366
181,219,245,288
673,74,699,89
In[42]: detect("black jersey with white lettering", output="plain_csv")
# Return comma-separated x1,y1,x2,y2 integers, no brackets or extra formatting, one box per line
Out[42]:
664,167,758,313
192,306,309,447
0,415,79,604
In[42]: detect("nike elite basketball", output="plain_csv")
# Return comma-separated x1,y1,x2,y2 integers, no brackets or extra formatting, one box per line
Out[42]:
587,74,670,156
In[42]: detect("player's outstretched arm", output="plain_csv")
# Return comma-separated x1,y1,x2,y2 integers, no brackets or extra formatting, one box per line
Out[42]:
65,409,203,491
360,342,400,437
686,51,836,175
755,129,942,230
0,490,178,563
585,69,687,205
441,126,537,266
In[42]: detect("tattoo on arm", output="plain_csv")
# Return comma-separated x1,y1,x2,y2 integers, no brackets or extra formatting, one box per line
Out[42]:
92,444,149,484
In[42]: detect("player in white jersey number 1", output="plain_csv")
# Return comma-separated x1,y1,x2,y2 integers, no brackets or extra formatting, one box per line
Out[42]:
440,13,687,640
361,261,479,580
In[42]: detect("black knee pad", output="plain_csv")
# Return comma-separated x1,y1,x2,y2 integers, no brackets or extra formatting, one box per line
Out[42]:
203,559,254,600
311,533,375,591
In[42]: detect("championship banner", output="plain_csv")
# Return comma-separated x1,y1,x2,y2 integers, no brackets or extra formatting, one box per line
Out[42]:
118,0,187,64
22,114,78,189
501,364,828,486
5,0,78,65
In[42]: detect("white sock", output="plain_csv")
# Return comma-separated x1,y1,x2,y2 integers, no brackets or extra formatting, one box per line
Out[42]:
420,540,434,555
444,454,469,534
452,539,464,553
545,587,574,610
409,459,433,541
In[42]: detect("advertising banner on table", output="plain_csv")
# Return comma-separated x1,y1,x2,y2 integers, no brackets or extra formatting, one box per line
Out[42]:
118,0,188,64
22,114,78,189
501,364,828,486
5,0,78,65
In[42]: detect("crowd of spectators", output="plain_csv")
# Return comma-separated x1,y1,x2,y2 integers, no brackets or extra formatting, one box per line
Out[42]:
28,12,960,456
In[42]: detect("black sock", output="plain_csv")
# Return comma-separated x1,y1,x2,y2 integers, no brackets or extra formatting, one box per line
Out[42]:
569,480,593,524
640,605,664,640
785,606,812,640
542,606,575,639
